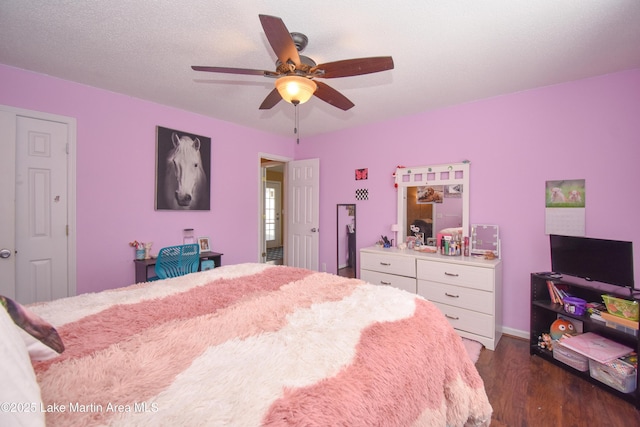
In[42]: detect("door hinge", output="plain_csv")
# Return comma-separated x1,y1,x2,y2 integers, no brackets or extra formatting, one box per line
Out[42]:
66,225,69,236
66,143,69,154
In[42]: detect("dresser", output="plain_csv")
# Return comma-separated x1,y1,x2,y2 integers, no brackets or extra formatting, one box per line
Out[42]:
360,246,502,350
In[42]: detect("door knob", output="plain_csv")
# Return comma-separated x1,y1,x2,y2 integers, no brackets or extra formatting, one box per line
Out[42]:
0,249,11,259
311,228,317,232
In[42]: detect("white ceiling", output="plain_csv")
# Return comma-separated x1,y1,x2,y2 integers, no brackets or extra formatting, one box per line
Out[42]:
1,1,639,137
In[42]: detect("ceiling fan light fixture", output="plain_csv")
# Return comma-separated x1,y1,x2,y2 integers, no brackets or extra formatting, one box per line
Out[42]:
275,76,317,105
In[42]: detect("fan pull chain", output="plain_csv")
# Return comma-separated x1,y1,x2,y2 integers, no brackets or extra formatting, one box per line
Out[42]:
293,101,300,144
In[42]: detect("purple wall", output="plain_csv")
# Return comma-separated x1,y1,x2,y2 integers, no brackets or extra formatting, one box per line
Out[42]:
1,63,638,335
298,68,640,334
0,64,294,294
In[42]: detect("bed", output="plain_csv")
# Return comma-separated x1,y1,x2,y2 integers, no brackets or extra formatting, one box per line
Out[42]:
1,263,492,426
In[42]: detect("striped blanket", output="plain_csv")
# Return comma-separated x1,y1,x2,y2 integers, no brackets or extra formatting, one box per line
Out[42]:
31,263,491,426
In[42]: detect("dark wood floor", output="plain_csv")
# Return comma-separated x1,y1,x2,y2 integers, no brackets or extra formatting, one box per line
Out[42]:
338,266,355,278
476,335,640,426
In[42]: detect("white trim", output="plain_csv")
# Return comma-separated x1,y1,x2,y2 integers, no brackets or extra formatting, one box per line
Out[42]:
258,153,291,263
0,104,77,298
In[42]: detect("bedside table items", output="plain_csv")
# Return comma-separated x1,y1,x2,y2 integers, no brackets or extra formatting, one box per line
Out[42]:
182,228,196,244
379,235,393,248
440,234,463,256
143,242,153,259
129,240,146,260
198,236,211,252
129,240,153,259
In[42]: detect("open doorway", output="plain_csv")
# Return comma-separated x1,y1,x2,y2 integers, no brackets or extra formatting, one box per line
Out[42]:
260,156,287,265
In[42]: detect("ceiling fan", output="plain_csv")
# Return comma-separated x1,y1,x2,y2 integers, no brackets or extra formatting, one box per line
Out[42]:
191,14,394,111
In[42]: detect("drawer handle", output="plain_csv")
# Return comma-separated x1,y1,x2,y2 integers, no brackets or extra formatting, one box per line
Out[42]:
445,314,459,320
380,281,391,285
380,262,391,266
445,293,460,298
444,272,459,277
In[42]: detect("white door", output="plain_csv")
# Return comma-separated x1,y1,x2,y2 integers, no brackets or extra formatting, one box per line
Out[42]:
286,159,319,270
0,106,76,304
0,111,17,297
265,181,282,248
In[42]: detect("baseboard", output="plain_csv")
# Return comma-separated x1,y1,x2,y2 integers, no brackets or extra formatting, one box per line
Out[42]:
501,326,529,340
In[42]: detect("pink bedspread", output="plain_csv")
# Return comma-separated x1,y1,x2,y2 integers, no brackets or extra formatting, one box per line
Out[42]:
31,263,492,426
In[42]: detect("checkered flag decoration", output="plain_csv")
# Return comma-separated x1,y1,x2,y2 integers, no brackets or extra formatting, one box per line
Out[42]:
355,188,369,201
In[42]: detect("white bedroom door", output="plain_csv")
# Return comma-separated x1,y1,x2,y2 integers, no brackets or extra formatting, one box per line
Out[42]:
286,158,319,271
0,106,76,304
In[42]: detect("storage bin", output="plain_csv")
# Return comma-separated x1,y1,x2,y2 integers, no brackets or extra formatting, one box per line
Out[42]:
563,296,586,316
602,295,639,322
589,357,637,393
553,341,589,371
604,320,639,337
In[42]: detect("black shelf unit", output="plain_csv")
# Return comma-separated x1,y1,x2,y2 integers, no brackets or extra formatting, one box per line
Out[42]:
530,273,640,408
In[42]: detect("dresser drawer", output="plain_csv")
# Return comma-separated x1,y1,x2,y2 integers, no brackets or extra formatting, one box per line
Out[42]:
417,259,493,291
418,280,493,315
360,252,416,277
361,270,417,293
430,301,494,339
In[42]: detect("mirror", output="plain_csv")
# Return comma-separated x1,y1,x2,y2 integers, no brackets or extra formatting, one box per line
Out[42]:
337,204,356,277
395,163,470,245
471,224,500,257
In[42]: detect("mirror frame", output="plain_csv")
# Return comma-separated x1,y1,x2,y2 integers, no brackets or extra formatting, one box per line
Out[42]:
471,224,500,257
336,204,356,276
395,162,470,244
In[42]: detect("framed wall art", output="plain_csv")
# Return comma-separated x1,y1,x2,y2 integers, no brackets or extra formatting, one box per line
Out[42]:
155,126,211,211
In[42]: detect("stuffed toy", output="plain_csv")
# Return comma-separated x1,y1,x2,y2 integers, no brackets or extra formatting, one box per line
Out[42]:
549,318,577,341
538,333,553,350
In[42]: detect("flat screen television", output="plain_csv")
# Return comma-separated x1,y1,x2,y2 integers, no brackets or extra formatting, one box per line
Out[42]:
550,234,634,288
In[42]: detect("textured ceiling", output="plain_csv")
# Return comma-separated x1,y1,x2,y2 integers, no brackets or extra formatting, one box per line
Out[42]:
1,1,639,137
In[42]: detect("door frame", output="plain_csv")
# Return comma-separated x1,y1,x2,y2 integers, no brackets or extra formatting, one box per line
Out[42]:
0,104,77,300
258,153,291,263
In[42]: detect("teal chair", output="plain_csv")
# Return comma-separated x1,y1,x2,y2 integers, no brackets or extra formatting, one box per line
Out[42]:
153,244,200,280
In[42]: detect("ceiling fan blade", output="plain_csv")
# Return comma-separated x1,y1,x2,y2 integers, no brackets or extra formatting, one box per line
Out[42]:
259,14,300,68
311,56,394,79
191,65,278,77
259,88,283,110
314,81,355,111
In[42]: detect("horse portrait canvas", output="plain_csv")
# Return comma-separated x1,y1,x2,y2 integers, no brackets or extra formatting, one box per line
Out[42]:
155,126,211,210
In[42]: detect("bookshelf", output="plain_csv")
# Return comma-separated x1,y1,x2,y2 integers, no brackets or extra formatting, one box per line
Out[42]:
530,273,640,408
